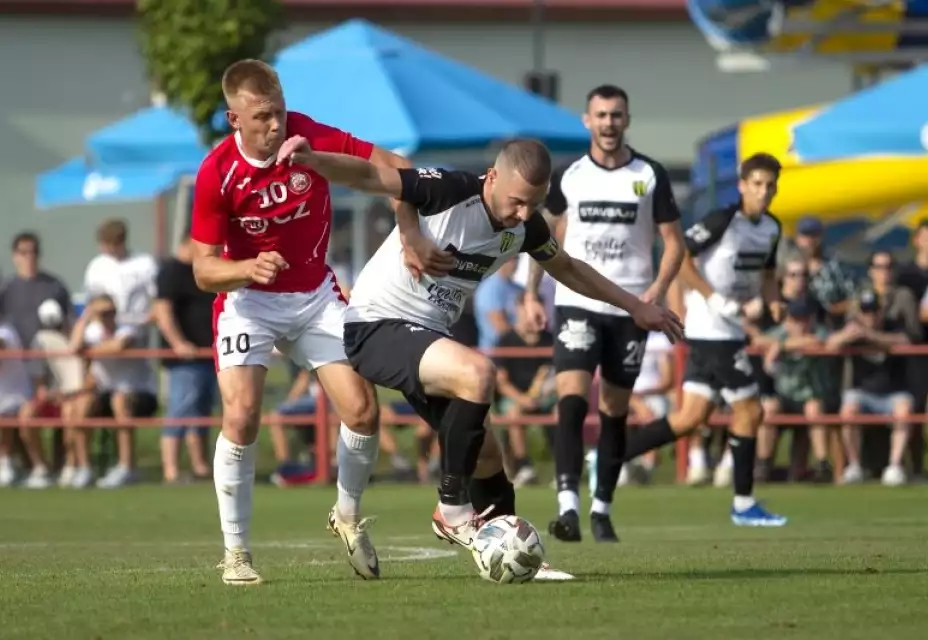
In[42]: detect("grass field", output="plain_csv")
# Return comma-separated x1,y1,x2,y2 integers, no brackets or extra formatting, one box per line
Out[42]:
2,485,927,639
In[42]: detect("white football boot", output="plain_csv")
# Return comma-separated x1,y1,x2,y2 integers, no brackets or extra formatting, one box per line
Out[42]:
327,506,380,580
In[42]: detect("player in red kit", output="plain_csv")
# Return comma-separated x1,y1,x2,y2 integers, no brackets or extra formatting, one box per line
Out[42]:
190,60,450,585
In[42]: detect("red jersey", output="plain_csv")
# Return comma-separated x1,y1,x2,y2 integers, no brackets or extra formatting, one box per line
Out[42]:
191,111,374,293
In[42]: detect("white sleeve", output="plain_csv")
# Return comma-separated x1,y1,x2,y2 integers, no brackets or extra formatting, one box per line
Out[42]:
82,321,104,345
83,257,104,296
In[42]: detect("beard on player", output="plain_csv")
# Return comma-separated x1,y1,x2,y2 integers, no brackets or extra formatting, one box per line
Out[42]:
591,121,629,159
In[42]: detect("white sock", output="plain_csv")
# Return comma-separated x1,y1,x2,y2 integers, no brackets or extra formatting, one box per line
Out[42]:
214,434,257,552
336,423,379,520
733,495,756,511
438,502,474,526
591,498,610,515
688,447,707,470
719,448,733,469
557,490,580,515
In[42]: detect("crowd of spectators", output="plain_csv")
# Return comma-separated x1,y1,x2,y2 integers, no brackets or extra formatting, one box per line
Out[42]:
1,216,926,489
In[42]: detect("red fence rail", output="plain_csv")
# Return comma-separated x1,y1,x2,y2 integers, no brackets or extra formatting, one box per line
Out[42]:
3,344,927,484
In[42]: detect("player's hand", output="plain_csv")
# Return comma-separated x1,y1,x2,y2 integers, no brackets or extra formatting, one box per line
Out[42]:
768,300,787,323
741,296,765,320
276,135,313,166
639,283,666,306
522,293,548,331
708,292,741,319
173,341,198,359
400,233,456,280
247,251,289,285
517,394,538,411
631,301,684,344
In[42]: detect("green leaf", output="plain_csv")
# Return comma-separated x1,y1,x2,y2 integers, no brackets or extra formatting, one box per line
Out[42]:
136,0,283,144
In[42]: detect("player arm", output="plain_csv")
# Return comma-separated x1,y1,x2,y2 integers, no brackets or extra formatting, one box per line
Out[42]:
295,151,404,198
525,169,567,300
649,165,685,300
521,212,645,317
87,329,134,356
369,146,421,237
191,242,253,293
189,166,257,292
680,208,736,300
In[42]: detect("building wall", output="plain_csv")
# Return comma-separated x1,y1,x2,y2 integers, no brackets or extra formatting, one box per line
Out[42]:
0,17,852,291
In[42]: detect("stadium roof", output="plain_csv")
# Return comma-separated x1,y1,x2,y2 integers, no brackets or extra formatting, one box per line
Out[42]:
0,0,687,20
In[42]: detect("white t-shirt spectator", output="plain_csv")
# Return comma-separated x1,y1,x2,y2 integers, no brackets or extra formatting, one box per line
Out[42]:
83,253,158,326
84,321,157,395
633,332,674,395
0,323,33,415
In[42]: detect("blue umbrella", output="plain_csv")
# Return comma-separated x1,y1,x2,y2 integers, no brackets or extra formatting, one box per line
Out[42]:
791,64,928,162
86,106,203,170
270,19,588,153
35,158,184,210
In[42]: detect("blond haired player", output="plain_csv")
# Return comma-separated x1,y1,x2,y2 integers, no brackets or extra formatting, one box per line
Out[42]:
191,60,451,585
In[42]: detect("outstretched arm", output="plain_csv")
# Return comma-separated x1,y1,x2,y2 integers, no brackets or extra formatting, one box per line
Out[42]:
291,148,405,198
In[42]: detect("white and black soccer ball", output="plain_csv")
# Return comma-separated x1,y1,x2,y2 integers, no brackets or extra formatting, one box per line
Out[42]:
471,515,545,584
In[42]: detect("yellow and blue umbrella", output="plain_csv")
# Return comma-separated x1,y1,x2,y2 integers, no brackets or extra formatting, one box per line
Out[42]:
691,66,928,247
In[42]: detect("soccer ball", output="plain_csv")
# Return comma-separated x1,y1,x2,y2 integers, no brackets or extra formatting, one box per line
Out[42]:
472,515,545,584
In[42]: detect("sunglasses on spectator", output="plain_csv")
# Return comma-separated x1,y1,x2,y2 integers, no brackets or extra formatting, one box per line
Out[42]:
785,270,808,278
869,262,893,270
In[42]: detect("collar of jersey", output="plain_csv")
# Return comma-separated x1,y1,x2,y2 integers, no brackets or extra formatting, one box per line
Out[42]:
235,132,275,169
585,148,635,172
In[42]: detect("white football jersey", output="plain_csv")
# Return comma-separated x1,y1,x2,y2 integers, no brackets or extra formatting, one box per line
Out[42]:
548,152,680,316
682,205,781,341
83,252,157,326
346,169,559,334
83,322,158,394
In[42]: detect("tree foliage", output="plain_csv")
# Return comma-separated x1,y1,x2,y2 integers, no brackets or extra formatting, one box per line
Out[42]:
137,0,284,144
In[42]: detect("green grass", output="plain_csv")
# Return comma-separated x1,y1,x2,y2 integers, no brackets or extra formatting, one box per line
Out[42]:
1,485,927,639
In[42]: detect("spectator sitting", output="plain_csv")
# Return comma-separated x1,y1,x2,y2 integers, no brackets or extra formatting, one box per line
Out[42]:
867,251,922,343
0,232,73,487
474,257,523,350
829,290,912,486
0,322,33,487
152,229,215,484
754,297,831,483
494,291,556,488
69,294,159,489
17,299,86,488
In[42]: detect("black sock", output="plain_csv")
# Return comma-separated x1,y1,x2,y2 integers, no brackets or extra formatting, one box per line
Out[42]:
437,398,490,504
594,412,628,505
624,416,677,460
555,395,588,493
730,435,757,498
470,470,516,517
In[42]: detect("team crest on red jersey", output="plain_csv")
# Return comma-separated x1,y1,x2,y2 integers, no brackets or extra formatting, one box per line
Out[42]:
239,216,269,236
288,171,311,194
